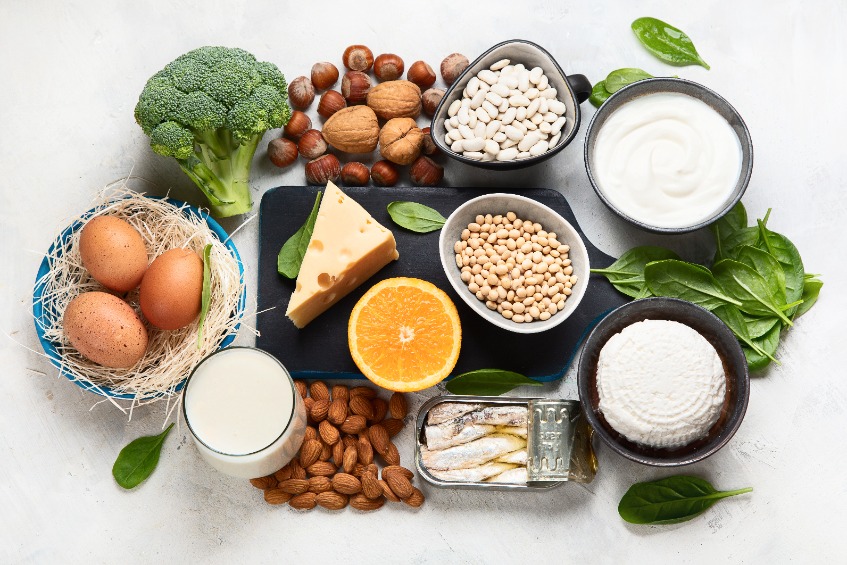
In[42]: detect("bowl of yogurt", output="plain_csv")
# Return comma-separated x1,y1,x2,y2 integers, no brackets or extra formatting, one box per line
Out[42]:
584,78,753,233
577,297,750,466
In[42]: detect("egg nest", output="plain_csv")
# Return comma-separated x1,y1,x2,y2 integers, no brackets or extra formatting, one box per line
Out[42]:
33,184,246,409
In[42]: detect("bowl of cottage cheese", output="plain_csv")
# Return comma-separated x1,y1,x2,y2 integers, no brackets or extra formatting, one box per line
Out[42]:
577,297,749,466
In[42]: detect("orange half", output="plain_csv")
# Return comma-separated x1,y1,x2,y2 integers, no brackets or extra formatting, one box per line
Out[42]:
348,277,461,392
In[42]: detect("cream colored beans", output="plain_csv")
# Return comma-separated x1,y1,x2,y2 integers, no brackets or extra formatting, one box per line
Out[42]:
455,212,578,324
444,60,566,162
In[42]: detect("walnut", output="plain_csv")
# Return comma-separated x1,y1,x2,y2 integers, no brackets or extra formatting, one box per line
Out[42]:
378,118,424,165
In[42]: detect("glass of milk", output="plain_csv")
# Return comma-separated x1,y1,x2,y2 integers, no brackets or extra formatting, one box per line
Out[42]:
182,347,307,479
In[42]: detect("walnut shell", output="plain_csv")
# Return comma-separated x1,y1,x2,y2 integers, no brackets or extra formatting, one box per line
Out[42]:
321,106,380,154
379,118,423,165
366,80,422,120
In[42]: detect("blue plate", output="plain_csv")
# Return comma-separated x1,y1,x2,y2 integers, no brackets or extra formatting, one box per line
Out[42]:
32,196,246,399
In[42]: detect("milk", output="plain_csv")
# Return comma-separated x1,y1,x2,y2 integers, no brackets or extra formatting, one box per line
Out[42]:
183,347,306,479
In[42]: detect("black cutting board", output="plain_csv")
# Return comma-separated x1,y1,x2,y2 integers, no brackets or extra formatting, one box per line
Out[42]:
256,186,627,381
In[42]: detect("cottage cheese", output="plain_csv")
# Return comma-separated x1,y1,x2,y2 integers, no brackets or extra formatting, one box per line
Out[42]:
597,319,726,449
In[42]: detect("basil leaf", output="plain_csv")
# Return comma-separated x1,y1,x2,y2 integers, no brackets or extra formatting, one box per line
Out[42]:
112,423,175,490
743,323,782,371
619,475,751,525
605,68,654,93
446,369,542,396
712,259,793,326
591,246,680,298
793,277,823,320
277,191,322,279
387,201,446,233
589,80,612,108
197,244,212,348
644,259,741,310
631,17,710,69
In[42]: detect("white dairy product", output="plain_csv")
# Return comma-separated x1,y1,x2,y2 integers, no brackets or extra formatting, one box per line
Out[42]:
593,92,742,228
184,347,307,478
597,319,726,449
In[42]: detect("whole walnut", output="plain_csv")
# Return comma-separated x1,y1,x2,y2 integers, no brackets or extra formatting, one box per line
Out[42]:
378,118,424,165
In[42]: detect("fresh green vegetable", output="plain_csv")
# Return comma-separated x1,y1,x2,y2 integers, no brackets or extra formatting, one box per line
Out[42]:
743,323,781,371
589,81,612,108
135,46,292,217
644,260,741,310
386,201,447,233
619,475,752,525
112,423,175,490
631,17,710,69
712,259,793,325
711,304,777,363
710,202,747,261
590,246,680,298
277,192,322,279
793,277,823,319
605,68,654,93
197,244,212,347
754,219,805,316
446,369,542,396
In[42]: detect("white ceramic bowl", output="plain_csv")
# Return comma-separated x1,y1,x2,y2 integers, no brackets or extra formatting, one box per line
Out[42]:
439,193,590,334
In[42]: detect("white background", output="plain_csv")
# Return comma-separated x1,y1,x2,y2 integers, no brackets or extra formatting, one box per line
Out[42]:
2,1,845,563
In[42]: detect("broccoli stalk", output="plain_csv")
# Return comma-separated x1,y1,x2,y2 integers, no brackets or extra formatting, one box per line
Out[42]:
135,47,291,217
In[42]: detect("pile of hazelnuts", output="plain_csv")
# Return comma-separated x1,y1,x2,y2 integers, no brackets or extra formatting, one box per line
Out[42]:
267,45,469,187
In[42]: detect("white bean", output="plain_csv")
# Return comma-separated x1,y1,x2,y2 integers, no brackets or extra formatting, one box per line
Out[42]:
470,90,486,109
529,66,544,84
497,147,519,161
509,94,531,107
537,74,549,90
518,70,530,92
492,131,507,143
490,58,510,71
482,100,498,119
449,115,460,128
475,107,491,123
499,74,519,89
478,69,498,85
448,99,462,117
457,107,470,125
529,140,549,156
516,151,531,159
462,137,486,152
526,98,541,119
467,77,480,97
458,124,474,140
531,112,544,125
518,131,542,152
550,132,562,146
463,151,484,160
448,129,462,142
525,87,539,100
485,120,502,138
539,121,552,134
540,88,557,99
515,106,527,121
484,91,503,106
484,139,500,155
551,116,567,136
474,122,486,138
504,125,523,141
491,83,510,97
501,106,517,125
451,139,464,153
468,112,477,128
547,99,567,115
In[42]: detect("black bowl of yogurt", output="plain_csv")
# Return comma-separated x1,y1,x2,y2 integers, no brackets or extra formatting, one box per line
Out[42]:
584,78,753,234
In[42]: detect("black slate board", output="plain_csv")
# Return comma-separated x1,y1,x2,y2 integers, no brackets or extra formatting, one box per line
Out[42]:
257,186,627,381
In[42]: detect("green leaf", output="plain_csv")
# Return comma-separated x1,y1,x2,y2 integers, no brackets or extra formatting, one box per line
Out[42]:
619,475,752,525
718,226,760,263
631,17,711,69
735,245,787,305
446,369,542,396
644,259,741,310
754,218,804,317
589,80,612,108
386,201,446,233
712,304,778,364
743,323,782,371
197,244,212,348
710,202,747,262
277,191,322,279
605,68,654,93
739,312,781,339
591,246,680,298
112,423,175,490
712,259,793,326
793,277,823,319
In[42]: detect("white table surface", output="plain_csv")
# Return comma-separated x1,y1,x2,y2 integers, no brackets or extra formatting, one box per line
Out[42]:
2,1,845,563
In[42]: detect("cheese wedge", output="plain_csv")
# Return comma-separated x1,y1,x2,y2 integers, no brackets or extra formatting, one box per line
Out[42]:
286,181,399,328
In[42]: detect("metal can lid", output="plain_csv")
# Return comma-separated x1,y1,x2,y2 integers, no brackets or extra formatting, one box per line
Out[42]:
527,399,596,483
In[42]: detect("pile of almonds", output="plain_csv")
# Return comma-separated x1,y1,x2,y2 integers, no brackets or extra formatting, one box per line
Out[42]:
249,381,424,511
267,44,471,188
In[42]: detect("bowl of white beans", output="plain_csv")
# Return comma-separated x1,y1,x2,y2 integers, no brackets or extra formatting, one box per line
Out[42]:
439,193,590,334
431,39,592,170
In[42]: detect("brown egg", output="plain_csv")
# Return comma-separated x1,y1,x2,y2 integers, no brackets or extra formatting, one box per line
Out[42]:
140,248,204,330
63,292,148,368
79,216,148,293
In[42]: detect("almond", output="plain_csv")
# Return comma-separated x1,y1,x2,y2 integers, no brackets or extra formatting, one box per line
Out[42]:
331,384,349,404
293,380,308,398
379,479,401,502
367,463,379,476
320,442,332,461
367,80,422,119
274,464,293,483
304,426,318,441
309,381,330,401
342,435,357,450
382,465,414,481
264,488,293,505
368,424,390,455
321,106,380,153
361,471,383,499
349,385,378,399
303,397,315,421
383,441,401,466
327,398,348,425
350,493,385,511
356,435,374,465
370,398,388,423
349,395,374,419
316,491,348,510
331,473,362,495
332,440,345,466
249,474,277,490
403,487,425,508
278,478,310,495
340,415,367,435
385,471,414,500
308,476,333,494
290,459,307,480
319,420,340,445
307,461,337,477
310,399,330,422
352,463,367,477
389,393,408,419
289,492,317,510
382,418,404,437
299,439,322,468
343,445,358,473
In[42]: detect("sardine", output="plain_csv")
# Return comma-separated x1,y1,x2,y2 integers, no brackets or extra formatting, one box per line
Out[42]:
496,449,527,465
428,462,517,482
458,405,528,427
425,422,496,450
421,433,526,470
486,467,528,484
427,402,485,425
495,425,527,438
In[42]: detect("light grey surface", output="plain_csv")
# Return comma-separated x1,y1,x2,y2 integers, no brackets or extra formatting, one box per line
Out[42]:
1,1,845,563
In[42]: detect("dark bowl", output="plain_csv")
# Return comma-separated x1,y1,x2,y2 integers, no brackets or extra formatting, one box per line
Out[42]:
577,297,749,466
431,39,592,170
583,78,753,234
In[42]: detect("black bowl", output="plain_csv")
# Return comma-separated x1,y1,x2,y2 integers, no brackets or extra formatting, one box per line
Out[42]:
577,297,750,466
431,39,592,170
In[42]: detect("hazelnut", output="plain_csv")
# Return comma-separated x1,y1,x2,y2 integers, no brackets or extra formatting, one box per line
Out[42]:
340,162,370,186
305,154,341,185
298,129,327,160
374,54,404,81
341,71,371,105
317,90,346,118
379,117,423,165
407,61,436,89
288,76,315,109
440,53,469,85
410,156,444,186
421,88,446,117
371,160,399,187
421,127,439,156
311,62,339,90
283,111,312,141
268,138,298,168
342,45,374,72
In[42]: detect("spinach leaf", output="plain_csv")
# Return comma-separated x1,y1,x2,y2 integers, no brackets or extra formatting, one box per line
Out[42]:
712,304,777,363
619,475,751,525
644,260,740,310
793,277,823,320
735,246,786,304
446,369,542,396
710,202,747,262
743,323,781,371
605,68,654,93
591,246,680,298
740,312,781,339
631,17,711,69
718,226,760,263
112,423,175,490
712,259,793,326
277,191,322,279
197,244,212,348
755,219,804,316
387,201,446,233
589,80,612,108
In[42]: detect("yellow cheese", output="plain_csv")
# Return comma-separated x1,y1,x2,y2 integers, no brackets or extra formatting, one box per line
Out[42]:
286,181,399,328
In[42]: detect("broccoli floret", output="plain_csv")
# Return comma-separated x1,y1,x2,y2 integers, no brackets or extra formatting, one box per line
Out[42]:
135,46,291,217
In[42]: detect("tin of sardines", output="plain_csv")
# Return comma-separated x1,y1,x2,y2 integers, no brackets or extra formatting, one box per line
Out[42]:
415,395,597,490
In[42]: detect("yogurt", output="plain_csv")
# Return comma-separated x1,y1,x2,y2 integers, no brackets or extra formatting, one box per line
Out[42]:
592,92,742,229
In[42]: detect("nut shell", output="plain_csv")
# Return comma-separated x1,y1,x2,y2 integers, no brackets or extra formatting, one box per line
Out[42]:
341,71,371,105
342,44,374,72
374,53,404,81
283,111,312,141
421,127,438,156
310,61,339,90
288,76,315,109
298,129,327,160
321,106,379,154
370,160,399,187
366,80,422,120
410,155,444,186
317,90,346,118
304,154,341,185
379,117,424,165
422,88,446,117
407,60,437,89
340,162,370,186
440,53,470,85
267,138,298,168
